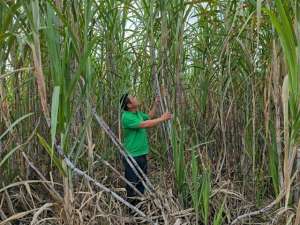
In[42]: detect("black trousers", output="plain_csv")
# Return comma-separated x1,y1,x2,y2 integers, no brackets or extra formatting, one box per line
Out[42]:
123,154,147,203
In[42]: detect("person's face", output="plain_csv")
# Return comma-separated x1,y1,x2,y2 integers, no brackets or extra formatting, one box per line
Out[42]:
128,96,139,109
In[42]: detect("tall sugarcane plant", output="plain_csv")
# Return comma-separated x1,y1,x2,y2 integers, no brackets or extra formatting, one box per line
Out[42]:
267,0,300,208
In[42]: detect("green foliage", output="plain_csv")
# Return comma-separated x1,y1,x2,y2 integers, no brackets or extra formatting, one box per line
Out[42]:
188,146,211,225
37,133,66,176
0,113,33,140
212,197,226,225
268,122,280,196
172,121,187,199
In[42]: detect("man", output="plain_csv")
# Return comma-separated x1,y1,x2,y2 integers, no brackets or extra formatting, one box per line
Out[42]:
119,93,172,206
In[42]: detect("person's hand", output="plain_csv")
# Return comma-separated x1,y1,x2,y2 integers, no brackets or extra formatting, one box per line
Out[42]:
160,112,172,121
155,96,161,105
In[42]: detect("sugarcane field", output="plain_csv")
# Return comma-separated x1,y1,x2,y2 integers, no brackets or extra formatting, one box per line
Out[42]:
1,0,300,225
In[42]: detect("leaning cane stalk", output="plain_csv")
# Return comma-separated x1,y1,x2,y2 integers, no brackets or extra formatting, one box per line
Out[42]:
54,144,155,224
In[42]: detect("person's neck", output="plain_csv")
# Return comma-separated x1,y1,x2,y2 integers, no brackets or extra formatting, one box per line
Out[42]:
128,108,138,113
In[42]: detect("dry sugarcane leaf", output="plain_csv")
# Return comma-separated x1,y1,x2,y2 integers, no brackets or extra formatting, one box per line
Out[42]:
173,218,182,225
24,182,36,208
30,203,54,225
4,189,15,215
0,209,12,225
30,43,50,125
0,208,38,225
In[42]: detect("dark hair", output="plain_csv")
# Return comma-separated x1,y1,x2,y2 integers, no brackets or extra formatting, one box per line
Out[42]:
120,93,130,111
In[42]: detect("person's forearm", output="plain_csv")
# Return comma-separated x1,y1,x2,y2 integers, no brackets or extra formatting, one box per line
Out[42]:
140,117,164,128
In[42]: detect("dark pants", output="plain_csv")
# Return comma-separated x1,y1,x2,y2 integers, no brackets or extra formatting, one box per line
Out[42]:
123,154,147,204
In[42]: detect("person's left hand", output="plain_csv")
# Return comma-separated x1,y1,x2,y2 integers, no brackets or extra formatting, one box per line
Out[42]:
155,96,161,105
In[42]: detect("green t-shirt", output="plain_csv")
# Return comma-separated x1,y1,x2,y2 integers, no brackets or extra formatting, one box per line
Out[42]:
121,111,150,157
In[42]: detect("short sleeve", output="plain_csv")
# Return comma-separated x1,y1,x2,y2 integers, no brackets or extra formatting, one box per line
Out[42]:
122,113,142,129
140,112,150,121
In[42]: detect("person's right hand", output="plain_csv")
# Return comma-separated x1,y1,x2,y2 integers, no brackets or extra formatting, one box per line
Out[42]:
160,112,172,121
